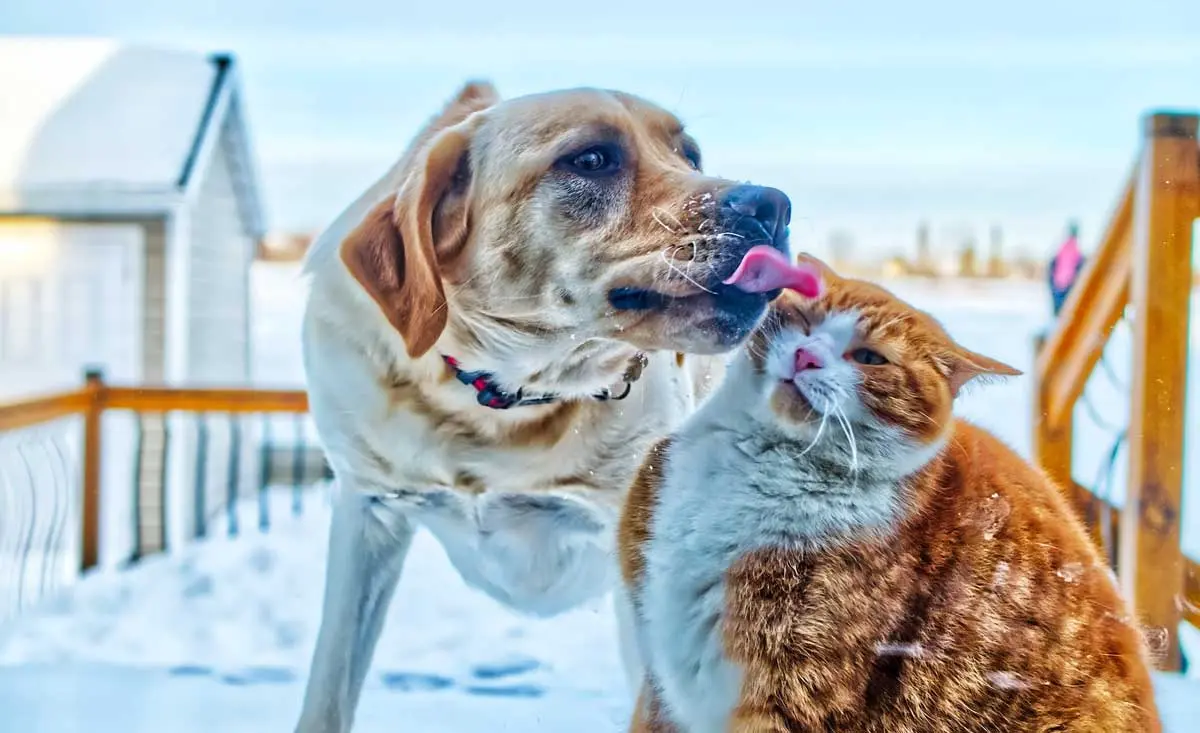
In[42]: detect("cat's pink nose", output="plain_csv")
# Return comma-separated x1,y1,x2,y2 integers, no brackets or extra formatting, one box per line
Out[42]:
794,347,823,372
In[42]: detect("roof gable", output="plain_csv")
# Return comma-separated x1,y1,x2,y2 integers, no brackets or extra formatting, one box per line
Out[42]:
0,40,215,194
0,38,265,235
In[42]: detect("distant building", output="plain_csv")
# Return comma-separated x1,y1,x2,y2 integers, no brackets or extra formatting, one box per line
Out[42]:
913,221,936,276
0,39,265,563
0,39,264,391
986,225,1008,278
958,239,979,277
258,231,314,262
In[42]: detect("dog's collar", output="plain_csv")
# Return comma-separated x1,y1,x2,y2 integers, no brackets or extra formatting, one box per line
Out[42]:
441,352,649,410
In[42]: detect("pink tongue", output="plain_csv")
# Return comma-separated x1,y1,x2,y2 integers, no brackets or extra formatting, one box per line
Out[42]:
723,245,822,297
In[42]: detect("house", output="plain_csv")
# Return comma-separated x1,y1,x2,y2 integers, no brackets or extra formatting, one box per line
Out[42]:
0,39,266,563
0,38,264,394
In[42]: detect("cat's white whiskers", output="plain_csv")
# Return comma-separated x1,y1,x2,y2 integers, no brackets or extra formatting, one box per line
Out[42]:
797,411,829,458
833,404,860,478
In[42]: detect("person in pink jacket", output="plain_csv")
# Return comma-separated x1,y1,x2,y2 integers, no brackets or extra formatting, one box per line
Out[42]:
1049,221,1085,316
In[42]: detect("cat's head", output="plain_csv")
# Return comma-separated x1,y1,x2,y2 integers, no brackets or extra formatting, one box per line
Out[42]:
740,255,1020,474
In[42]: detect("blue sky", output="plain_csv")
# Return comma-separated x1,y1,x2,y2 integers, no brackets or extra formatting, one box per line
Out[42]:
5,0,1200,258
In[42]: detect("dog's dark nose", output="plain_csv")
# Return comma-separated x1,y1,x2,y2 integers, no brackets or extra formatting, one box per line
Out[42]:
719,185,792,243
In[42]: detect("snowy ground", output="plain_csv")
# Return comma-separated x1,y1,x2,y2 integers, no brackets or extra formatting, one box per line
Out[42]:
0,489,632,729
0,663,619,732
1,489,1196,731
1,264,1199,730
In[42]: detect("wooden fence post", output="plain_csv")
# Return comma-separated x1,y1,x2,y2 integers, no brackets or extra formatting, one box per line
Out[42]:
1121,111,1199,671
1032,332,1075,495
81,368,105,572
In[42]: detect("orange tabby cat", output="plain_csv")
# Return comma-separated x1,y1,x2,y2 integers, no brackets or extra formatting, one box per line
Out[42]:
618,259,1160,733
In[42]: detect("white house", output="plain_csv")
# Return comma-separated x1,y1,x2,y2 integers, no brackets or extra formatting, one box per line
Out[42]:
0,38,264,395
0,39,266,563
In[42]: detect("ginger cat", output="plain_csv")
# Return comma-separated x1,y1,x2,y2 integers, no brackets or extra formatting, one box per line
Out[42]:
618,259,1160,733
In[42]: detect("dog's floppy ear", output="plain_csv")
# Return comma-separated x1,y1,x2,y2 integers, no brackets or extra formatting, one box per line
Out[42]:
395,80,499,177
341,111,487,358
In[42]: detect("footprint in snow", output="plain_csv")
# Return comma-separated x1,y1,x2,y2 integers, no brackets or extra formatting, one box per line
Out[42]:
380,671,456,692
217,666,296,685
463,684,546,698
470,657,541,680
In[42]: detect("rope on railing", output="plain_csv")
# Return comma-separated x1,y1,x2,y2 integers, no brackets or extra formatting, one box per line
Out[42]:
0,422,77,620
0,375,335,620
1072,314,1131,569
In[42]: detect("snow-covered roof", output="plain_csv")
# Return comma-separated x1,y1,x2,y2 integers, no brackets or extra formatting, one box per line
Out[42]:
0,38,263,236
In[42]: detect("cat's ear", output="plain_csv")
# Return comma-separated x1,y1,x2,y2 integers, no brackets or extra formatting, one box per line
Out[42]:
947,348,1022,397
796,252,838,281
796,251,835,275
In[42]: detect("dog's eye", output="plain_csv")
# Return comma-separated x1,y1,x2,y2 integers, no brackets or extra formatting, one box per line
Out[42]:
561,145,621,177
849,348,888,366
680,144,702,171
574,150,606,171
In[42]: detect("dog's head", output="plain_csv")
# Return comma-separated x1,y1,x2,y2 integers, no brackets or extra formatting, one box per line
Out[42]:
341,82,794,390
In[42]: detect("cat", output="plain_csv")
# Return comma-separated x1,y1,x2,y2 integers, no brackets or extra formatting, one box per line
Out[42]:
618,257,1161,733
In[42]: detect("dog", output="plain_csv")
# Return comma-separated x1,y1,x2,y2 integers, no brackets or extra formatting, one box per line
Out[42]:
296,81,795,732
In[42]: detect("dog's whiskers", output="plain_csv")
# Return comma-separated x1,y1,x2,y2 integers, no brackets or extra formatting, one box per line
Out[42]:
651,207,685,234
660,249,715,294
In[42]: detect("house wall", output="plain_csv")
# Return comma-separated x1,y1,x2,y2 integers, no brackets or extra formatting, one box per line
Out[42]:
0,217,149,393
141,220,167,382
124,125,257,559
185,118,253,383
1,101,263,564
154,118,258,555
129,217,170,561
0,216,161,568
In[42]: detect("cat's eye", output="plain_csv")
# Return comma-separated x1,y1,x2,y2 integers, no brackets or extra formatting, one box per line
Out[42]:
850,348,888,366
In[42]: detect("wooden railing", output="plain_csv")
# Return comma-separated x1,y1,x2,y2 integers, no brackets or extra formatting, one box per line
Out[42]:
1033,111,1200,671
0,371,313,574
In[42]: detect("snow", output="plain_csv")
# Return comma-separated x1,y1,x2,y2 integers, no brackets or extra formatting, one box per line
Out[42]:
1,263,1199,729
0,666,1194,733
0,663,619,733
0,490,1195,731
0,489,622,685
0,491,630,730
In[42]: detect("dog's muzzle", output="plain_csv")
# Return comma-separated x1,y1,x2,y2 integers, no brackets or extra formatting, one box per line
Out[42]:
608,184,794,314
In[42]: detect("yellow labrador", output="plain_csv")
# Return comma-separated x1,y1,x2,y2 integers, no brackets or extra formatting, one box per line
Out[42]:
297,81,796,731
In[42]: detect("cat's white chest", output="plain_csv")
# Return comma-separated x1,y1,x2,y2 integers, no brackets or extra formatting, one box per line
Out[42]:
634,362,911,731
638,431,762,732
641,514,742,731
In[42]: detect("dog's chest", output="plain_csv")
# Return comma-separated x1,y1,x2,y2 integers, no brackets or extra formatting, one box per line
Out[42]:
387,401,686,616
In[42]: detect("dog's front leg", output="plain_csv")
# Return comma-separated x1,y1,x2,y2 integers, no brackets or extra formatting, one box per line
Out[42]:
297,483,413,733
